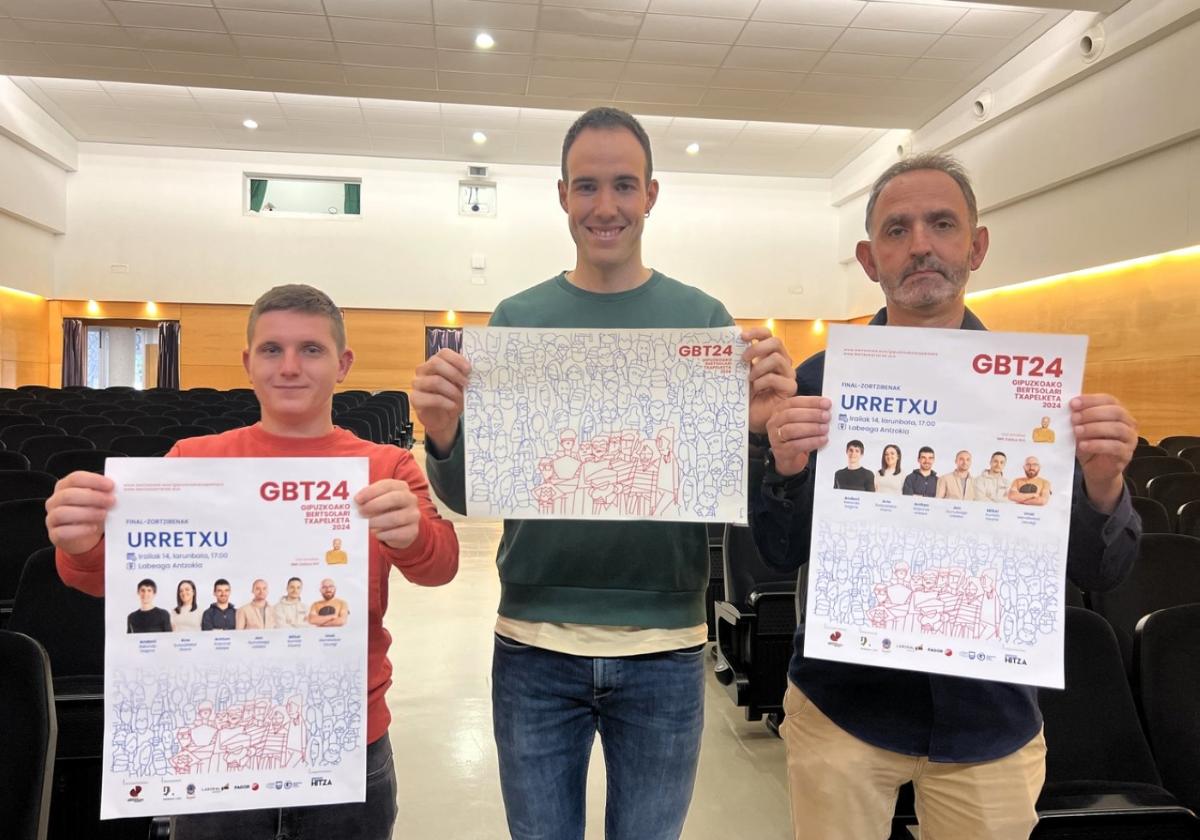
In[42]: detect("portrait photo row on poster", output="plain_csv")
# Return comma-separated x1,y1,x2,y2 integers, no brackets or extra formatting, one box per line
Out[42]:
103,457,370,818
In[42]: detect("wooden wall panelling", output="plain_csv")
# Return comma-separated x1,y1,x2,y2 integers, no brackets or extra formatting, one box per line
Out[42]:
0,288,49,387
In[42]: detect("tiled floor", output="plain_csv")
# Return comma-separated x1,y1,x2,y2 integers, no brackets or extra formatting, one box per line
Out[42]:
383,445,792,839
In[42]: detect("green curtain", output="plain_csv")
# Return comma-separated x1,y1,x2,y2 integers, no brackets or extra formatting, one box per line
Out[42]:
249,178,268,212
344,182,361,215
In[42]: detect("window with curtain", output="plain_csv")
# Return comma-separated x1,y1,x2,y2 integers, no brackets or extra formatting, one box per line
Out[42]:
245,175,362,217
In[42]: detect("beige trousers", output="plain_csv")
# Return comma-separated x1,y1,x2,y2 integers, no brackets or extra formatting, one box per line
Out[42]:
781,682,1046,840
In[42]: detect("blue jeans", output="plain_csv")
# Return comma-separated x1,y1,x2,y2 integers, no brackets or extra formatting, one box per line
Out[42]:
172,734,397,840
492,634,706,840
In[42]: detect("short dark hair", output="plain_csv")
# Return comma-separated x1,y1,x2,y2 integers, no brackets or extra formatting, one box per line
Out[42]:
137,578,156,592
561,107,653,183
214,578,231,590
864,152,978,234
248,284,346,352
991,451,1007,460
918,446,935,457
846,440,865,453
287,576,302,586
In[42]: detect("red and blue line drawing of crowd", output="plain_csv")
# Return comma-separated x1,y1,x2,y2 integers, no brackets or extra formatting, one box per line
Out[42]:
810,519,1064,648
833,441,1052,505
463,327,748,519
127,576,349,634
107,662,363,777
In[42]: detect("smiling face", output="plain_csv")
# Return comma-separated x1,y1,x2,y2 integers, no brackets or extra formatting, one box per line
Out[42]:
918,450,934,472
287,579,302,599
955,451,971,473
1040,416,1051,429
856,169,988,317
883,446,899,469
989,453,1006,474
214,583,231,607
1024,457,1040,478
558,127,658,285
846,443,863,468
251,579,268,603
177,581,194,607
243,310,354,435
320,579,336,600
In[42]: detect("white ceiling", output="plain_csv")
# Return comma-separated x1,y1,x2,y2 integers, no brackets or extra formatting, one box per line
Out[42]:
0,0,1103,175
13,76,894,175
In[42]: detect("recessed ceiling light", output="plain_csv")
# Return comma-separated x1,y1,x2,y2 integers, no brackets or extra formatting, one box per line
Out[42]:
685,142,700,155
242,118,258,129
472,131,487,144
475,32,495,49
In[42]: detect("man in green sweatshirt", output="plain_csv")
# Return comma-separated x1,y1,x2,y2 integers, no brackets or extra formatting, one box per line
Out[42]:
413,107,795,839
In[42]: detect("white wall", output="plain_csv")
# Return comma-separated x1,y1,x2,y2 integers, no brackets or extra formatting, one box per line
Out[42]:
55,144,838,318
834,3,1200,318
0,211,55,297
0,77,74,296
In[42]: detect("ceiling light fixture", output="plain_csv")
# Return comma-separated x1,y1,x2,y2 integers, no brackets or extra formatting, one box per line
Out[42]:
475,32,495,49
242,119,258,129
685,142,700,155
472,131,487,144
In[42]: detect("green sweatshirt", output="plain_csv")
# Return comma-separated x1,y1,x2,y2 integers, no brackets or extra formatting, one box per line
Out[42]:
427,271,735,628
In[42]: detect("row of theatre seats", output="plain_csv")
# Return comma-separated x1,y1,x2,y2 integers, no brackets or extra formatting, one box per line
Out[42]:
0,384,416,840
708,432,1200,838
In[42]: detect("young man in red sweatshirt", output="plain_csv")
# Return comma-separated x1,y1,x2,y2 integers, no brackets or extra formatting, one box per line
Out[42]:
45,284,460,839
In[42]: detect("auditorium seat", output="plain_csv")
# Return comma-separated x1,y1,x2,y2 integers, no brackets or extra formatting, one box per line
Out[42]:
165,408,208,424
705,522,724,642
0,470,56,503
1090,534,1200,674
1159,436,1200,458
1125,457,1193,496
1180,446,1200,472
0,498,53,607
1131,496,1172,534
81,424,141,450
1134,604,1200,815
54,414,110,436
0,451,30,471
159,423,216,443
0,423,61,451
32,408,76,426
713,524,797,723
336,415,374,442
1147,473,1200,530
2,398,37,413
1035,607,1199,837
1180,502,1200,540
126,415,177,435
340,407,385,443
1133,444,1169,459
0,630,56,840
137,403,177,416
44,449,124,479
98,408,145,424
111,435,174,457
20,435,94,471
19,402,67,418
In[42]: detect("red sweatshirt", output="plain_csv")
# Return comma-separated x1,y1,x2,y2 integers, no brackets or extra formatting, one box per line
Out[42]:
56,424,460,744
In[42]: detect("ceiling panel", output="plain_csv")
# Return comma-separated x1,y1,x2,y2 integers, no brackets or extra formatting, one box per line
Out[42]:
16,74,895,176
2,0,1079,173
